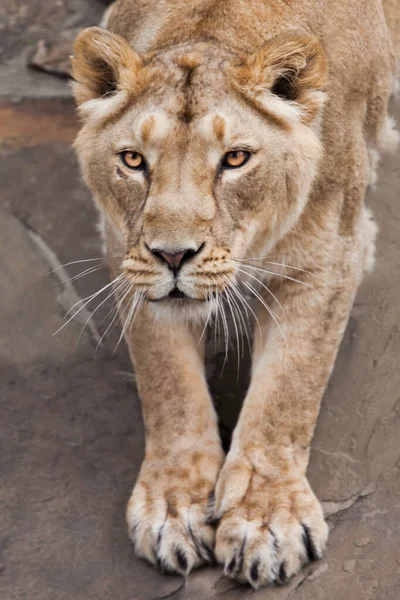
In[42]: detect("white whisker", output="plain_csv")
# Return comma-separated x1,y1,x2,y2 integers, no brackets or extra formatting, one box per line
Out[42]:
76,277,128,345
241,280,288,349
219,290,230,370
114,289,138,354
234,257,328,282
235,262,323,295
96,280,134,349
98,279,132,328
222,280,251,357
235,267,286,314
53,274,124,336
59,265,105,284
128,289,145,338
218,278,241,379
228,277,262,345
47,256,121,276
198,285,214,346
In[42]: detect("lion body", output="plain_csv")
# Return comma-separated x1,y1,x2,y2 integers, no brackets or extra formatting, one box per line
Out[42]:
71,0,399,588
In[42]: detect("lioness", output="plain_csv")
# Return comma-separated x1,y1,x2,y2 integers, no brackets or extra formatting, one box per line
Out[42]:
71,0,399,589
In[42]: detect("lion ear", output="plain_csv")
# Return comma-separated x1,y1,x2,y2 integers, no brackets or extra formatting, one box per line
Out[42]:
234,33,328,122
71,27,143,105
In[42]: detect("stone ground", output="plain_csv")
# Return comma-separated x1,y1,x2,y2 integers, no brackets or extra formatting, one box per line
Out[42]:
1,2,400,599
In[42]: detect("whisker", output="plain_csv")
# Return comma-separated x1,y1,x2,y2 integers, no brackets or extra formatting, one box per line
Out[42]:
233,257,328,282
96,280,134,348
53,274,124,336
222,279,251,358
76,277,129,346
241,279,288,349
114,289,139,355
213,289,221,353
47,255,122,276
59,265,105,284
198,284,214,346
223,286,244,355
234,262,323,295
235,267,286,314
128,289,145,338
114,283,144,348
98,280,132,328
65,274,124,317
227,276,262,345
219,290,230,371
218,277,241,379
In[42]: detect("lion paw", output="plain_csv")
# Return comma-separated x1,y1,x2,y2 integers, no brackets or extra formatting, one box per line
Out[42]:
127,450,222,574
214,460,328,588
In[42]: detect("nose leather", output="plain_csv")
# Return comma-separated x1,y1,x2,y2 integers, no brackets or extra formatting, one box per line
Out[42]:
158,250,186,270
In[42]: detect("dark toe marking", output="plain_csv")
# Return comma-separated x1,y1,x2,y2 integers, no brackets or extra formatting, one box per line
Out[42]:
200,541,215,564
206,515,220,527
227,555,237,573
302,524,319,562
268,526,279,550
187,522,214,564
250,560,259,585
156,556,163,572
236,537,246,574
155,527,165,571
175,548,188,573
208,490,215,509
278,562,287,584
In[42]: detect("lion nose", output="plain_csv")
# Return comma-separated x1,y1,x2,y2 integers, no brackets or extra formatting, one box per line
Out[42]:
150,244,203,274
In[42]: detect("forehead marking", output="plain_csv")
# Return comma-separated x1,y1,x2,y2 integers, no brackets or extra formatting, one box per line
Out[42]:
198,114,229,146
140,115,156,144
138,112,171,144
180,66,197,124
213,115,226,143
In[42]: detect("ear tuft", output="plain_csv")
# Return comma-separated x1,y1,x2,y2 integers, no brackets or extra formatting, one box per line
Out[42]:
71,27,143,105
234,33,328,123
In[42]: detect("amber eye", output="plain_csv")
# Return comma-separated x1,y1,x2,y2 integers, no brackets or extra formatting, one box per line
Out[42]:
222,150,250,169
120,151,145,169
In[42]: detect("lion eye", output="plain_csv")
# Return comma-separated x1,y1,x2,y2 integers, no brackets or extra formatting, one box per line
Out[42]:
222,150,250,169
120,151,145,169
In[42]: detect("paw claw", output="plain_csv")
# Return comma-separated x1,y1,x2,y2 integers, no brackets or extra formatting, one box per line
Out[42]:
200,541,215,564
250,559,260,586
226,555,237,574
175,548,189,574
302,523,319,562
278,562,287,584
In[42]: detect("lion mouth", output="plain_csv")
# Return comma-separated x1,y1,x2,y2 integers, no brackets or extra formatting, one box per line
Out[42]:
148,287,192,302
148,287,211,303
168,288,186,299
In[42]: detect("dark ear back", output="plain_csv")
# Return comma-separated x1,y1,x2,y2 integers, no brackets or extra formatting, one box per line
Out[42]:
71,27,143,105
234,33,328,122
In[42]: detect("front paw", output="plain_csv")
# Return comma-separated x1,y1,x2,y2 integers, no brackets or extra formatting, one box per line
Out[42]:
127,449,223,575
214,458,328,589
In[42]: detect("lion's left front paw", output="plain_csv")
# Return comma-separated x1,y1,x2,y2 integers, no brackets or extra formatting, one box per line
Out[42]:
214,459,328,589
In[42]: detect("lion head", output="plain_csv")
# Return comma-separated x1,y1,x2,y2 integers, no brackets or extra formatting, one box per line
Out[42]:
72,27,327,321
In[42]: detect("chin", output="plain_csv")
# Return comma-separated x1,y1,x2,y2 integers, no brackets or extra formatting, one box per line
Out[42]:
148,296,216,324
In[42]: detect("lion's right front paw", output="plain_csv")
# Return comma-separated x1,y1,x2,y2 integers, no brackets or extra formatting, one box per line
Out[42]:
214,458,329,589
126,450,222,574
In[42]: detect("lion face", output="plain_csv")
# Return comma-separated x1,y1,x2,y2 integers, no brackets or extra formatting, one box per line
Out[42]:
72,28,327,320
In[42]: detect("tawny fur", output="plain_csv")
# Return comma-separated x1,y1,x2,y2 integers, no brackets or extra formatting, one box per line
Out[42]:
71,0,399,589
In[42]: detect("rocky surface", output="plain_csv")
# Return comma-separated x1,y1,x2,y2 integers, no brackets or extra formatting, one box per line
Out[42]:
1,2,399,599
